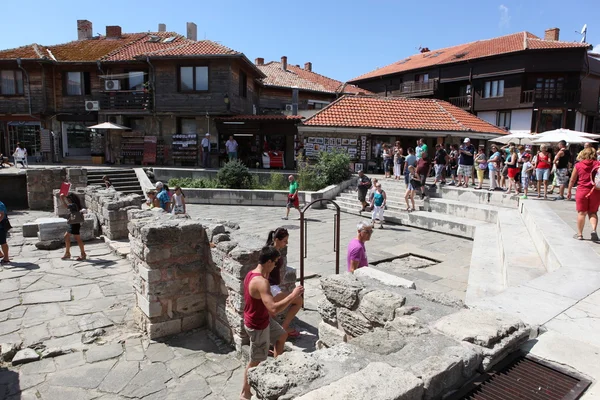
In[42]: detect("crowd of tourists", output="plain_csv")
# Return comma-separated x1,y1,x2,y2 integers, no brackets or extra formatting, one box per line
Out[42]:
358,137,600,238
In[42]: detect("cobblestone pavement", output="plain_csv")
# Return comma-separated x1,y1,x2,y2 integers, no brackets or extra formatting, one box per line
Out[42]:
0,205,471,399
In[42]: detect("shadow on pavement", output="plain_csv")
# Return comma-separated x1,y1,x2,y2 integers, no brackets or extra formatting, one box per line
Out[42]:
0,368,20,399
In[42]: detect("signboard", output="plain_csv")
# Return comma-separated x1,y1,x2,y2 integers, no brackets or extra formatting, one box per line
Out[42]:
40,129,52,152
143,136,157,165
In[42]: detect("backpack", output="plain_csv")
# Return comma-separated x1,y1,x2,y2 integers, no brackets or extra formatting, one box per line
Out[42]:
592,165,600,191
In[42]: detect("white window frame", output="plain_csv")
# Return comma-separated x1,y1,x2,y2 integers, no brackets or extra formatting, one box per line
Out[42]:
483,79,505,98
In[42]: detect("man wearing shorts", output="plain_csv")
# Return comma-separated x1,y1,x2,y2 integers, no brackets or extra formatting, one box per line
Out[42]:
241,246,304,400
356,170,372,212
457,138,475,187
282,175,300,220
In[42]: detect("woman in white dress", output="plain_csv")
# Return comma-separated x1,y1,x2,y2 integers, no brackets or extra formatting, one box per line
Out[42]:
13,142,27,168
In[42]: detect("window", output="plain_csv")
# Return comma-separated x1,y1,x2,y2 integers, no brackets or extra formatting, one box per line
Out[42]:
8,123,41,156
179,66,208,91
497,111,511,129
179,118,197,133
127,72,145,90
0,70,24,95
308,100,330,110
483,79,504,98
239,70,247,98
64,72,90,96
535,77,565,100
538,109,563,132
415,73,429,83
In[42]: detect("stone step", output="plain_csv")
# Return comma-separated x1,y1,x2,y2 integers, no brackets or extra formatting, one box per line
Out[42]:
405,211,479,239
465,223,504,305
88,176,139,183
330,197,425,214
336,193,425,210
428,198,500,223
436,186,519,208
497,209,546,288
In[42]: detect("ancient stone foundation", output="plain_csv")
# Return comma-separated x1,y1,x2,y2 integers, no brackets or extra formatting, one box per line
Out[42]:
248,272,531,400
84,186,143,240
127,210,296,345
26,168,87,210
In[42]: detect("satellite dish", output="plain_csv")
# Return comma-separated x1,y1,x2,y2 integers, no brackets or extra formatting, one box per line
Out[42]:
581,24,587,34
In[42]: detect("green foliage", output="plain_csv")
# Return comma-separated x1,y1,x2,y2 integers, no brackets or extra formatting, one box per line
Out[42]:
216,159,254,189
168,177,219,188
263,173,289,190
298,150,352,191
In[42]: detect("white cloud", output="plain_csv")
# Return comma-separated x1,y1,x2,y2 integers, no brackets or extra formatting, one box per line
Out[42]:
499,5,511,30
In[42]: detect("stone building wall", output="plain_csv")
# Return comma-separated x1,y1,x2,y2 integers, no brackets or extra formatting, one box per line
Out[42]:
26,167,88,210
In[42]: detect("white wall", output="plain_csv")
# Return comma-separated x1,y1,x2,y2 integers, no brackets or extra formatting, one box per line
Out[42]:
511,109,532,132
477,111,496,125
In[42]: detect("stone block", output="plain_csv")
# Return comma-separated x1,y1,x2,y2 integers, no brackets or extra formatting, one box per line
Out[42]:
147,319,181,339
317,298,337,325
22,222,39,237
220,271,243,292
295,362,423,400
182,313,205,332
354,267,416,289
136,293,162,318
337,308,372,338
249,352,322,400
320,274,364,309
358,290,406,326
350,328,406,355
411,353,463,400
318,321,346,348
385,316,430,337
433,309,526,348
221,258,246,279
176,294,205,314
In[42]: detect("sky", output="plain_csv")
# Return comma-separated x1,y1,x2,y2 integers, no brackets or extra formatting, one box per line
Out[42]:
1,0,599,82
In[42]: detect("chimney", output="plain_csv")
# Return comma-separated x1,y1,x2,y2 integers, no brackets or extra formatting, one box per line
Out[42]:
106,26,122,38
420,47,430,53
544,28,560,41
77,20,93,40
281,56,288,71
158,23,166,32
255,57,264,65
187,22,197,41
304,62,312,72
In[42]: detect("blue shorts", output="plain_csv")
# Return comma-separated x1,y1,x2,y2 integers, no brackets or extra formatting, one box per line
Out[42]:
535,168,550,181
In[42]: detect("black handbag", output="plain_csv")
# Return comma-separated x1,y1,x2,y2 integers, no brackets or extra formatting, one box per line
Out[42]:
1,218,12,231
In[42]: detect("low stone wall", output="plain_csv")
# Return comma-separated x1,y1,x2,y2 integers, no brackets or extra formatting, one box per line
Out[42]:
26,168,88,210
84,186,143,240
127,210,296,346
248,273,531,400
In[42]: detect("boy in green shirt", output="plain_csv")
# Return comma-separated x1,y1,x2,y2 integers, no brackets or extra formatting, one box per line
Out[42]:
282,175,300,220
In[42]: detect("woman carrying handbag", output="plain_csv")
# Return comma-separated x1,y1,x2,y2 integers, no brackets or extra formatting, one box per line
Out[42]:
60,193,87,261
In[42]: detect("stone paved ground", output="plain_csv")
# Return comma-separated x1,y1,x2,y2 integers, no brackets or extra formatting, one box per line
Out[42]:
0,205,472,399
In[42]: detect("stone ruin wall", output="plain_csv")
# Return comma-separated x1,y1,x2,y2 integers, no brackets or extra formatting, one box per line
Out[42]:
247,273,532,400
127,209,296,352
84,186,143,240
26,168,87,210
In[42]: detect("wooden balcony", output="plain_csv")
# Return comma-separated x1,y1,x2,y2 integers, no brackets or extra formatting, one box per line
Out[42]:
521,89,579,104
99,91,152,111
448,95,471,109
397,80,439,97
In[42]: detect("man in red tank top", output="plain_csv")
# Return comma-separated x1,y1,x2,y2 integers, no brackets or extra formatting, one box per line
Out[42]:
241,246,304,400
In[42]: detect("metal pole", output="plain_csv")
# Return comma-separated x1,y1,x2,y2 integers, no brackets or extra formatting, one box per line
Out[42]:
335,209,341,274
299,210,304,288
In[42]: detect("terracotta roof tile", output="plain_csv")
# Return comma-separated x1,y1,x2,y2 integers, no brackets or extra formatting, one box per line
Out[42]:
303,95,507,135
258,62,369,95
350,32,591,82
216,115,303,121
0,32,245,63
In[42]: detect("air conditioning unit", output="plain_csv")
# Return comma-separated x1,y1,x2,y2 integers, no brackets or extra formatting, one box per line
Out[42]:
85,101,100,111
285,104,294,111
104,80,120,91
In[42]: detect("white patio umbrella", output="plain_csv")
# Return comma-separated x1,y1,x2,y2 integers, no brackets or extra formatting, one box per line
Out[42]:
535,128,600,140
87,122,129,130
532,131,597,144
489,130,536,145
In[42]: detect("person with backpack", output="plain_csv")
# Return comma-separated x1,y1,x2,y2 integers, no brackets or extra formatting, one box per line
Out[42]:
567,147,600,241
60,192,87,261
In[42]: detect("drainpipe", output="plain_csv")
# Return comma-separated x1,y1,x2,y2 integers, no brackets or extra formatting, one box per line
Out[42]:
145,56,156,116
16,58,32,116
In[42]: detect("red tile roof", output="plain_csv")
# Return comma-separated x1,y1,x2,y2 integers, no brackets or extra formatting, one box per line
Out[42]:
216,115,303,121
0,32,242,62
302,95,507,135
350,32,591,82
258,62,369,95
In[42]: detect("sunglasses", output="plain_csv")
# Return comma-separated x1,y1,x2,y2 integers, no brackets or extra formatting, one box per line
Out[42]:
361,229,373,235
